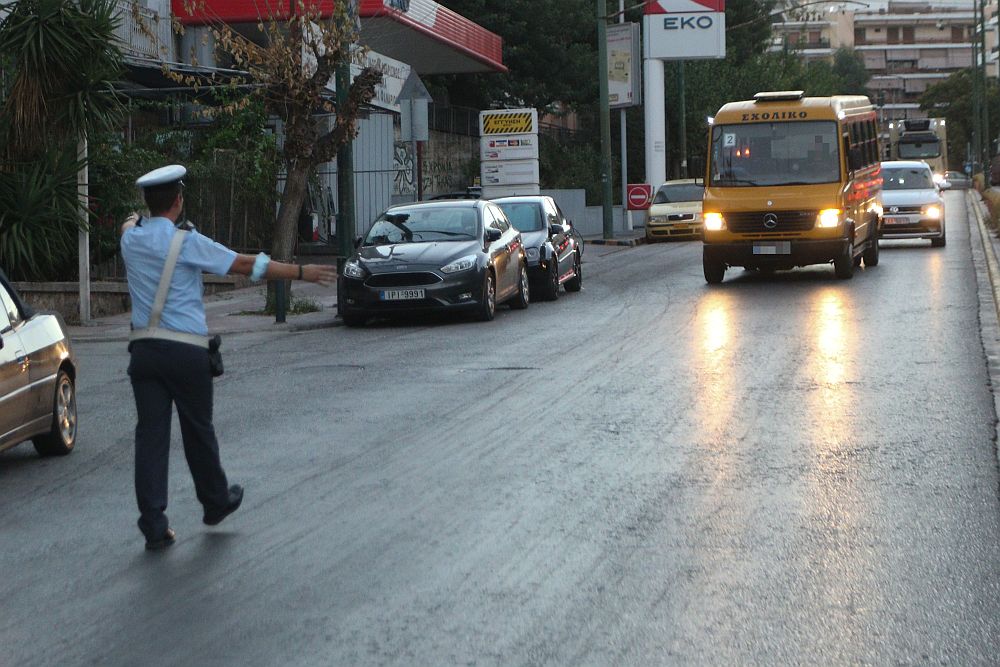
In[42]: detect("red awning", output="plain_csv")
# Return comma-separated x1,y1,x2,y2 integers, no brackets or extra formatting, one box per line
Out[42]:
172,0,505,74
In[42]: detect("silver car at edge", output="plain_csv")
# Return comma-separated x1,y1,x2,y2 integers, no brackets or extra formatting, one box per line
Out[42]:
0,269,78,456
879,160,949,248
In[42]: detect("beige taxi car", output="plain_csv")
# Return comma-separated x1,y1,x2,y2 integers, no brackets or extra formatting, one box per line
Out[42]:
645,179,705,242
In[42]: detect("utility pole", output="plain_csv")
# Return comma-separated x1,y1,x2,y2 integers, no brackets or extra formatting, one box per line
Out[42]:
973,0,982,176
980,0,991,169
678,61,688,178
619,0,630,231
598,0,614,240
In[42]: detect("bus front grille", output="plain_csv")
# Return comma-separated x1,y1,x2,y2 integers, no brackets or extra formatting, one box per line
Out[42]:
727,210,816,233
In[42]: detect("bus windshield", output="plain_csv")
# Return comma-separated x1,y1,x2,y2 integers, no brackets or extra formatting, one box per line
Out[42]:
898,139,941,159
710,120,841,187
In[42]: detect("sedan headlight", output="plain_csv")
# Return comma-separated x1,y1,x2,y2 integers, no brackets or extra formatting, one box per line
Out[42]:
704,212,725,231
526,247,540,261
817,208,841,228
441,255,477,273
923,204,942,220
343,259,367,279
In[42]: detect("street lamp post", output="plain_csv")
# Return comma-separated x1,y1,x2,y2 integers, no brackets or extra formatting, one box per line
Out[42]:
598,0,614,240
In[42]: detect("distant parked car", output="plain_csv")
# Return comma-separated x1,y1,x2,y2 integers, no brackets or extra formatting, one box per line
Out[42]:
645,179,705,242
492,195,583,300
0,269,78,456
944,170,971,189
338,200,529,326
880,160,948,247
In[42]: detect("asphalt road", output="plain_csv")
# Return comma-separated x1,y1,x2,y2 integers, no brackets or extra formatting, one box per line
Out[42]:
4,190,1000,665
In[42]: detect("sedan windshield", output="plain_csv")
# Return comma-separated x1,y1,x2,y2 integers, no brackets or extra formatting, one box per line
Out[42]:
882,167,934,190
653,184,704,204
710,120,840,187
365,207,479,244
496,202,543,232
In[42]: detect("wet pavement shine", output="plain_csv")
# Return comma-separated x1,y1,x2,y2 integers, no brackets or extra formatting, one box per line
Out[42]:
2,190,999,665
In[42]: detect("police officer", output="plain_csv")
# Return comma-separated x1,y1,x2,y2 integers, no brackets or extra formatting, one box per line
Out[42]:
121,165,336,551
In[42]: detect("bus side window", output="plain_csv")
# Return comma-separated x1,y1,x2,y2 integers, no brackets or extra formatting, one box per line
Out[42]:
847,125,862,172
865,119,877,167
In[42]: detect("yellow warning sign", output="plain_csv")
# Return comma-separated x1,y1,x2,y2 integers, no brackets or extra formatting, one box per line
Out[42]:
482,112,535,135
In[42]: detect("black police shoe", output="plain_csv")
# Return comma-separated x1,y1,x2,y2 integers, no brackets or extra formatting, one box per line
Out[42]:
145,527,176,551
203,485,244,526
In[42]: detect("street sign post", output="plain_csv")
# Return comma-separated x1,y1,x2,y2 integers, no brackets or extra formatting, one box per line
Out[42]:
626,183,653,210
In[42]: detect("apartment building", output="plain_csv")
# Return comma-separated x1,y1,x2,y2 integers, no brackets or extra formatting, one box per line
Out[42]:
772,1,998,125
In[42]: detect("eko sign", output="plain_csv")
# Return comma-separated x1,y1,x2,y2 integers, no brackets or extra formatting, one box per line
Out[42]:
643,0,726,60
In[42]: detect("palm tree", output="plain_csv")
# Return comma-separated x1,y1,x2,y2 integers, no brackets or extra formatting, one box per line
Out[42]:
0,0,124,318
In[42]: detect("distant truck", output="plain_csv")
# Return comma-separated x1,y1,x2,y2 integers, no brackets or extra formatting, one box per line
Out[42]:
889,118,948,182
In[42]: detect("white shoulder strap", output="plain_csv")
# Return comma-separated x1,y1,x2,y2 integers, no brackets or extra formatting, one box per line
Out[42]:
148,229,188,330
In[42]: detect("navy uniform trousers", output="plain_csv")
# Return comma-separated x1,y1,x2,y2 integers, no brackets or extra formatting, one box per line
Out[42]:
128,339,231,541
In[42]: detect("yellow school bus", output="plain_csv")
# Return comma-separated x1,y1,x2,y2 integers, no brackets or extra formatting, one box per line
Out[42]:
701,91,882,283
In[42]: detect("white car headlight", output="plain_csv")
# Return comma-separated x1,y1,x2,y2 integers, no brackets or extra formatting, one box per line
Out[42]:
923,204,942,219
704,212,725,231
441,255,477,273
343,259,366,279
817,208,841,228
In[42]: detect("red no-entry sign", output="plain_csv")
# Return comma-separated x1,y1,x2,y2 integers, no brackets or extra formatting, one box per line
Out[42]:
627,183,653,210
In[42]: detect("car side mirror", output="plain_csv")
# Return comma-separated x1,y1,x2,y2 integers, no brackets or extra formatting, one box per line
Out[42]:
485,227,502,243
550,223,565,236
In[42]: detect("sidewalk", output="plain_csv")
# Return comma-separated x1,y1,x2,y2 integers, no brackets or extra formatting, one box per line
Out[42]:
66,231,645,343
67,279,341,343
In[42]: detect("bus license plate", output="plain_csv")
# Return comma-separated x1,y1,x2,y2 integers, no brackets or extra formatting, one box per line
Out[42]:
884,216,909,225
380,289,425,301
752,242,791,255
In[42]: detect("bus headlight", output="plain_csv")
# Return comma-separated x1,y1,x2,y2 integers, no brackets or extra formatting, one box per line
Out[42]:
704,212,725,231
923,204,942,220
817,208,841,228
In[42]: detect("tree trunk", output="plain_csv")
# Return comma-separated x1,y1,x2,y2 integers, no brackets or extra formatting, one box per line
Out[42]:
273,160,311,262
266,160,311,311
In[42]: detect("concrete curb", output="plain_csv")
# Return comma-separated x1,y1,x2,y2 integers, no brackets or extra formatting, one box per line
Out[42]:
586,237,646,247
965,189,1000,465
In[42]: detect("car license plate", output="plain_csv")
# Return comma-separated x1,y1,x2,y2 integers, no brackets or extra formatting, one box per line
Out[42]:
884,216,909,225
752,242,791,255
380,289,425,301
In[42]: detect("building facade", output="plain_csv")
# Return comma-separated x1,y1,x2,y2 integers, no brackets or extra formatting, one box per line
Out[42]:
772,1,998,126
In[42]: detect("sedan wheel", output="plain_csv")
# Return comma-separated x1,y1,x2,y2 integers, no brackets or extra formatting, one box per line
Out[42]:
564,252,582,292
33,370,76,456
541,258,560,301
476,271,496,321
510,264,530,309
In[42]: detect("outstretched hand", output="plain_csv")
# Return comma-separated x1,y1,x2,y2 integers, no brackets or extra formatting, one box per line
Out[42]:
301,264,338,286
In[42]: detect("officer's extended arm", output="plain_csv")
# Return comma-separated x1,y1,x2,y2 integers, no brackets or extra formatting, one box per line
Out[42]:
229,255,337,286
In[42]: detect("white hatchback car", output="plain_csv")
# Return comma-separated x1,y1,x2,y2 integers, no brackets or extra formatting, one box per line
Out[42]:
645,179,704,242
880,160,949,247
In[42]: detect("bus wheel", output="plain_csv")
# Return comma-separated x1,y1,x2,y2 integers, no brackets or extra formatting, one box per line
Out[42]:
834,242,855,279
863,236,880,266
703,255,725,284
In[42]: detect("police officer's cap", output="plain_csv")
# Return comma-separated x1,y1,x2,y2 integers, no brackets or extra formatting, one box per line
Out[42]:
136,164,186,189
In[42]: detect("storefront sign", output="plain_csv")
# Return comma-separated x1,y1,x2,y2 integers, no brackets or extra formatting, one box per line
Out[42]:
643,0,726,60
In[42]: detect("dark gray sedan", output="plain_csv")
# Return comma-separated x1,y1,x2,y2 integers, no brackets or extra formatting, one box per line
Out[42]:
492,195,583,301
0,269,78,456
338,200,529,326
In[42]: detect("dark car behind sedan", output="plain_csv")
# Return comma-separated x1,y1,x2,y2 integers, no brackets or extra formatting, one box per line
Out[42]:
492,195,583,301
338,200,529,326
1,269,78,456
